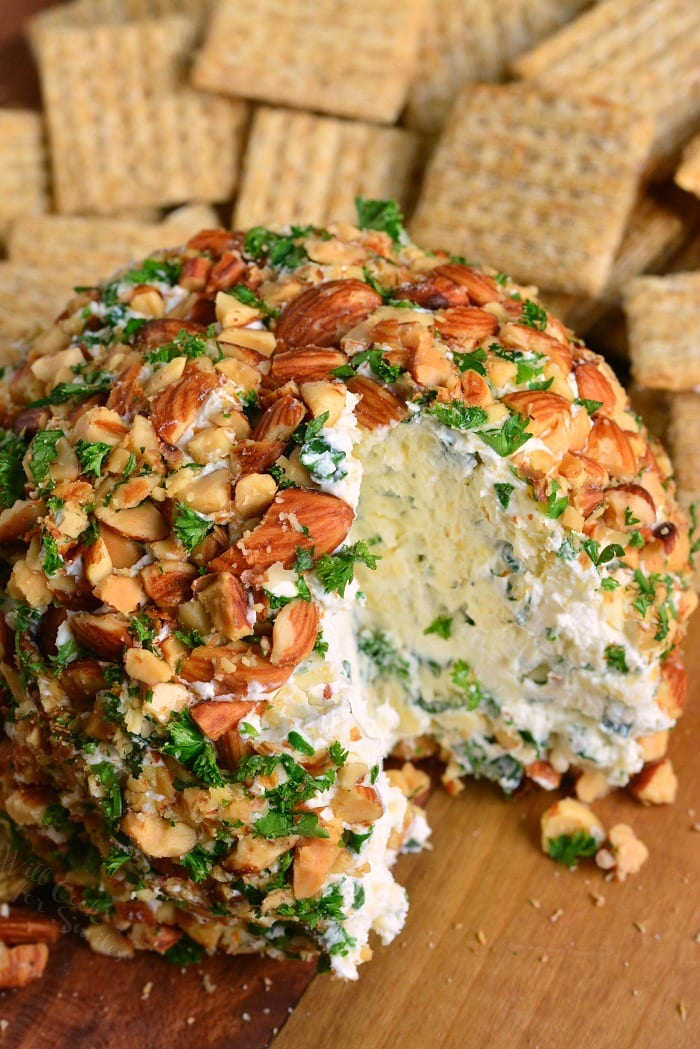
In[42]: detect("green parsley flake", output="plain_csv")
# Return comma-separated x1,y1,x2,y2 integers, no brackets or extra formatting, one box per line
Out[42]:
427,400,488,431
28,430,63,487
494,483,515,510
519,299,548,331
355,197,407,245
605,644,629,674
424,615,453,639
315,541,380,597
547,831,599,867
75,440,113,479
173,502,214,553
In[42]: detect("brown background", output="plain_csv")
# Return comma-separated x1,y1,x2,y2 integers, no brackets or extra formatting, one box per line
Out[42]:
0,4,699,1047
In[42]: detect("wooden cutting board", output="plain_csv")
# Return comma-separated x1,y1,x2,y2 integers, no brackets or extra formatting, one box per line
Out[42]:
1,5,698,1046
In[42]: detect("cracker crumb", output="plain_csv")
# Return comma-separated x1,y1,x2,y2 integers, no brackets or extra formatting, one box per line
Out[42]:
242,1012,251,1023
202,974,217,994
678,1002,687,1022
0,1020,9,1034
590,893,605,907
539,954,549,963
263,977,273,991
187,1017,195,1026
549,908,564,923
453,922,464,930
633,921,648,934
476,930,486,945
529,898,541,909
141,982,153,1001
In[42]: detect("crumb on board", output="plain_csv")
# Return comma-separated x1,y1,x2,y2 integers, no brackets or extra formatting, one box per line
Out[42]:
140,982,153,1001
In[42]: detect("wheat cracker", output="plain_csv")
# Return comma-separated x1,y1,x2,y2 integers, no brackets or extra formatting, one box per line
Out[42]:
512,0,700,165
233,107,423,229
405,0,590,133
410,84,654,296
192,0,423,124
623,272,700,391
0,110,49,243
31,15,247,215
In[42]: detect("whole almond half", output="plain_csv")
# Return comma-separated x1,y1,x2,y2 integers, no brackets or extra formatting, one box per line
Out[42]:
574,362,617,415
238,488,354,569
434,306,499,347
270,598,319,667
275,280,382,350
584,417,637,479
269,346,348,385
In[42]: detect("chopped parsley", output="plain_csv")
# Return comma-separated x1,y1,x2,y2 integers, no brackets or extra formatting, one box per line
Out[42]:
42,533,63,576
450,660,483,710
173,502,214,553
542,479,568,520
478,413,530,456
243,225,325,270
145,328,209,365
254,810,329,840
328,741,348,767
27,374,111,409
28,430,63,487
628,530,645,549
424,615,453,640
49,638,79,675
229,283,279,319
452,347,487,376
574,397,603,415
358,630,410,683
582,539,625,568
519,299,548,331
547,831,599,867
75,439,113,479
315,541,380,597
348,347,404,384
0,430,28,508
129,613,156,649
173,628,204,649
427,400,488,431
180,843,222,883
287,731,315,757
91,762,123,825
164,934,204,967
605,644,629,674
342,828,373,853
494,483,515,509
600,578,620,591
162,710,225,788
116,257,181,287
355,197,406,245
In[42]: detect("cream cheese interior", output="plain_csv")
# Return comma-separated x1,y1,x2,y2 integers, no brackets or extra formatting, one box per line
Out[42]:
350,416,671,792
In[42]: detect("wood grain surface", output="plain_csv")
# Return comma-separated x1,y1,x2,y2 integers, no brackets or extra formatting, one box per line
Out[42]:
0,5,698,1049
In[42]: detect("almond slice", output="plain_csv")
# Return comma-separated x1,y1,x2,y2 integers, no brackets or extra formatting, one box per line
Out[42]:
198,572,251,641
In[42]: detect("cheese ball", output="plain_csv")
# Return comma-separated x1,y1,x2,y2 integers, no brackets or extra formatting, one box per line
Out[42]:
0,205,695,976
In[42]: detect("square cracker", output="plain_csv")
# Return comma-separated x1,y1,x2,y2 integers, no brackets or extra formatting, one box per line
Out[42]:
192,0,423,124
538,193,688,333
233,107,424,229
29,0,213,29
7,210,218,286
405,0,590,133
511,0,700,165
31,15,247,215
409,84,654,297
623,272,700,391
0,110,49,243
675,132,700,199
